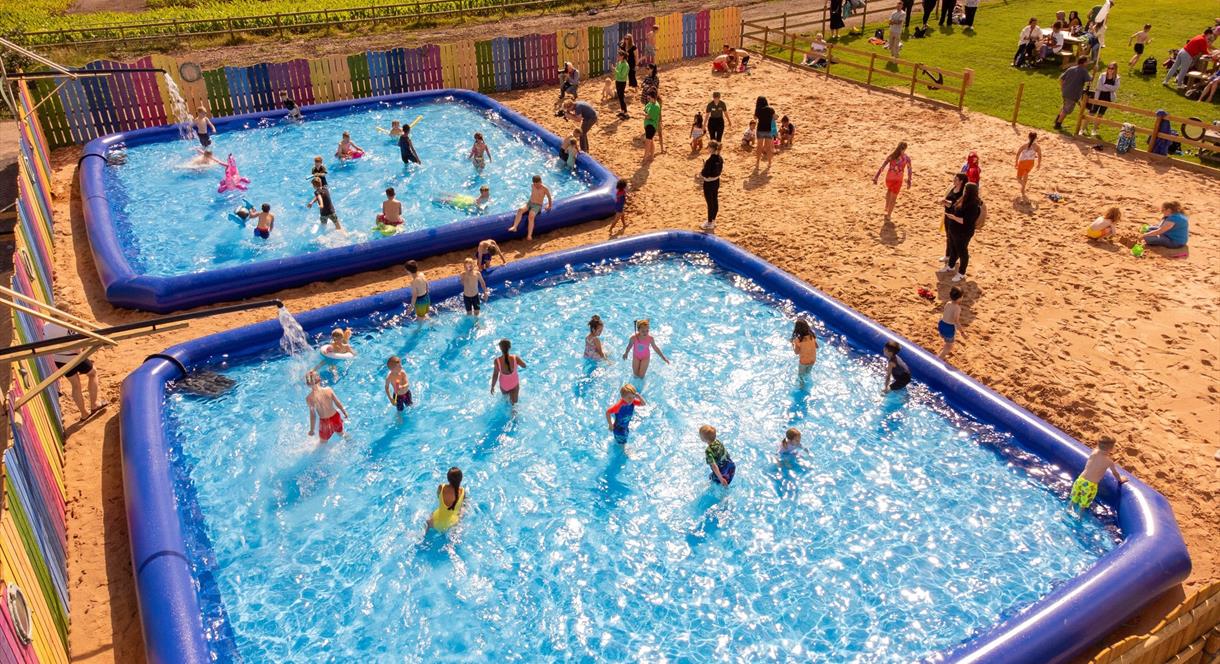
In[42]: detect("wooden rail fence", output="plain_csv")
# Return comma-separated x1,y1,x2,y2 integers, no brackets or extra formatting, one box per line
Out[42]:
1090,582,1220,664
1072,95,1220,166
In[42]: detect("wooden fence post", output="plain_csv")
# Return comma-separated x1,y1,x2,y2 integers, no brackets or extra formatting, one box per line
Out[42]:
866,52,876,87
959,68,973,110
1073,88,1089,136
782,13,788,33
909,63,921,97
276,13,283,37
788,34,797,65
1010,83,1024,123
762,26,770,57
821,4,827,37
824,43,832,79
739,20,744,49
861,2,869,35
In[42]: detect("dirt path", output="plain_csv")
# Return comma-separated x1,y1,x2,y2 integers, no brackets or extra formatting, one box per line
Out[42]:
54,58,1217,663
68,0,147,14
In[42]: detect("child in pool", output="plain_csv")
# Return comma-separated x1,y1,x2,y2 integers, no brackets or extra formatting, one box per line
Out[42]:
584,315,609,361
507,175,553,241
305,370,348,443
232,200,255,222
1069,436,1127,515
424,467,466,535
701,424,735,486
741,119,757,150
938,287,964,360
405,260,431,319
383,355,412,422
558,137,579,170
778,116,795,148
311,156,328,186
335,131,364,160
691,112,706,153
605,384,646,444
779,427,802,455
377,120,404,137
470,133,491,172
1087,207,1121,239
882,340,911,393
316,328,355,381
460,257,488,316
253,203,274,240
792,318,818,378
622,319,669,378
609,179,627,234
490,338,527,405
378,187,404,228
436,186,491,214
189,149,224,169
476,239,505,271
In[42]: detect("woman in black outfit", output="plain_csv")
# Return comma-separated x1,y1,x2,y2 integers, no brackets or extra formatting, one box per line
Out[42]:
940,173,966,263
920,0,937,27
705,91,729,142
621,34,638,89
829,0,845,39
943,181,981,282
700,141,724,232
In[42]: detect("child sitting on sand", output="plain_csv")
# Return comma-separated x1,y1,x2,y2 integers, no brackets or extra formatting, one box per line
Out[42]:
779,427,802,455
622,319,670,378
778,116,795,148
606,384,646,444
691,111,706,153
305,370,348,443
1087,207,1121,239
742,119,757,150
507,175,553,241
701,424,735,486
460,257,488,316
1069,436,1127,515
937,287,964,359
476,239,505,271
383,355,413,422
335,131,364,160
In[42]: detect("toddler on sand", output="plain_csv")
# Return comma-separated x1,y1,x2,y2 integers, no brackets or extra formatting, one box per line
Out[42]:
1087,207,1121,239
937,287,964,359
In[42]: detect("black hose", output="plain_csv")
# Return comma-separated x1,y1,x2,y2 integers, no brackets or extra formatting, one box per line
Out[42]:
144,353,188,375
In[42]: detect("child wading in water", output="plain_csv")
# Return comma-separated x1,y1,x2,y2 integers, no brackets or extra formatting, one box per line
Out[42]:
507,175,553,241
311,156,328,185
383,355,412,423
605,384,646,444
470,132,491,172
792,318,818,380
882,340,911,392
490,338,527,405
405,260,431,319
700,425,735,486
305,370,348,443
938,287,964,359
253,203,274,240
1070,436,1127,515
584,315,609,361
460,257,488,316
779,427,802,455
424,466,466,535
623,319,670,378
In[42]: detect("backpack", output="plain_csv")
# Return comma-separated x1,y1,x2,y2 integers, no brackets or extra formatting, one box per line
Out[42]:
1116,123,1136,154
1141,57,1157,75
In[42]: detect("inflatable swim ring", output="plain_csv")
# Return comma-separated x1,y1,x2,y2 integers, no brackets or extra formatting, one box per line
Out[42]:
320,344,357,360
229,199,255,224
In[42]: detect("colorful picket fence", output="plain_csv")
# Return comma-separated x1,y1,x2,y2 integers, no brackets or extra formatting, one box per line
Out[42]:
26,7,743,148
0,81,70,664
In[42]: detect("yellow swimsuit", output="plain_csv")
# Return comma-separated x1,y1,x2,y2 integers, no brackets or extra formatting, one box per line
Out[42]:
430,486,465,532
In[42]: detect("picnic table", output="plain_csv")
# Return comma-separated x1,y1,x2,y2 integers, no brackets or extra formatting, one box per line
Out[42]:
1040,28,1086,67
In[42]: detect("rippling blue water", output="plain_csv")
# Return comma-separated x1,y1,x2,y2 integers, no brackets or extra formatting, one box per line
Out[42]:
103,97,593,277
166,253,1119,662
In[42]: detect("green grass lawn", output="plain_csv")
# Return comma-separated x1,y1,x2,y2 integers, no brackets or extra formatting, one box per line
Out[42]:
767,0,1217,152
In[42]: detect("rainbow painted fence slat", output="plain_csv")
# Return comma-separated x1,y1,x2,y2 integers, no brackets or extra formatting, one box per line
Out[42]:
1,81,69,664
27,8,739,148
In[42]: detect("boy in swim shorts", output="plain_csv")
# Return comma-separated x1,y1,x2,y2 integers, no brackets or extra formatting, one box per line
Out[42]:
937,286,964,360
476,239,505,271
1069,436,1127,515
305,370,348,443
605,384,646,444
882,340,911,392
253,203,274,240
701,424,735,486
193,107,216,148
405,260,431,319
311,156,328,186
460,257,488,316
507,175,552,241
383,355,412,423
378,187,404,227
307,177,343,230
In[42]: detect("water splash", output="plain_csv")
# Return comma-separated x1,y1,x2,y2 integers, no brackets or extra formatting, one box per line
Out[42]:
163,73,195,141
277,307,311,356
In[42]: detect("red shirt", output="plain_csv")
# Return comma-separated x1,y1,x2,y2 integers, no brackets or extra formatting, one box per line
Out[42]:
1183,35,1210,58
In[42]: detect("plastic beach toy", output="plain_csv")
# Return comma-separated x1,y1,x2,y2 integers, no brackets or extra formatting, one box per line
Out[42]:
1131,243,1145,258
218,155,250,193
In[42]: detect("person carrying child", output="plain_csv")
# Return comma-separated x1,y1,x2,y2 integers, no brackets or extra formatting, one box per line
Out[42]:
700,425,736,486
305,370,348,443
1087,207,1120,239
1069,436,1127,515
383,355,412,422
507,175,553,241
623,319,670,378
937,287,964,359
460,257,488,316
606,384,646,444
882,341,911,392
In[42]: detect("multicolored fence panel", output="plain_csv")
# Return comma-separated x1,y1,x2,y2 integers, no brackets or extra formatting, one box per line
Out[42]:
1,81,70,664
25,7,740,138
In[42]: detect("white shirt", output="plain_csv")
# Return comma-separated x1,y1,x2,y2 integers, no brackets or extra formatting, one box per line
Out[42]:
1095,71,1120,98
43,322,78,363
1019,25,1039,46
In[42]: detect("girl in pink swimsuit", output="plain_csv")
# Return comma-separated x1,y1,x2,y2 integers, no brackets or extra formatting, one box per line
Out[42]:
622,319,670,378
490,338,527,404
872,141,913,222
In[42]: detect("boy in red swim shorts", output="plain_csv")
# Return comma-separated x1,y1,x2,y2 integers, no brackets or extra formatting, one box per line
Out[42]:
305,370,348,443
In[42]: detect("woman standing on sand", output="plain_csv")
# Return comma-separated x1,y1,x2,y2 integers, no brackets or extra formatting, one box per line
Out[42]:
873,142,913,222
621,33,638,89
942,181,982,283
700,141,723,233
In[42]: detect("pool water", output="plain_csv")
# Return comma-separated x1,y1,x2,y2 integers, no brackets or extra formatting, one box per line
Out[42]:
104,97,593,277
166,253,1120,662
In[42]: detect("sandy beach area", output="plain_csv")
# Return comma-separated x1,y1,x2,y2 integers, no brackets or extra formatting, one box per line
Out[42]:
46,57,1217,662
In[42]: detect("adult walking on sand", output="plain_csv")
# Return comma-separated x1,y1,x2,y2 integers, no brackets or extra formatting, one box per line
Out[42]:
873,142,913,222
564,99,597,152
700,141,724,233
941,181,982,283
705,91,731,143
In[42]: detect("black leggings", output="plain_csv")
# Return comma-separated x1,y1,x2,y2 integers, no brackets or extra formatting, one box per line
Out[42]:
703,179,720,224
921,0,936,25
707,117,725,142
946,226,975,275
615,81,627,113
964,5,977,26
938,0,954,25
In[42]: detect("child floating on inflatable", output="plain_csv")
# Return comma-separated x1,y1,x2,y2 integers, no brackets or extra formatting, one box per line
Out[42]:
1069,436,1126,515
316,328,356,382
229,199,255,224
434,186,491,215
376,187,405,235
218,154,250,193
377,120,404,138
1087,207,1121,239
336,131,364,160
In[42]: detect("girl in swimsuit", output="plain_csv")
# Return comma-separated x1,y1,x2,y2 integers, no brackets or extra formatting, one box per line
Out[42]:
335,131,364,160
470,132,491,172
490,338,527,405
873,141,913,222
791,318,818,381
584,315,609,361
424,467,466,535
622,319,670,378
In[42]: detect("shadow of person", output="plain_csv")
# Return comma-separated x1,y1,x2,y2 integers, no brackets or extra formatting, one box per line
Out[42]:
878,220,905,246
